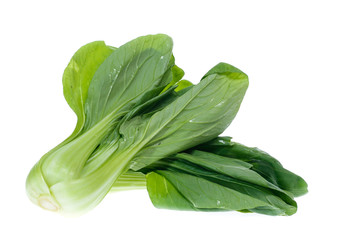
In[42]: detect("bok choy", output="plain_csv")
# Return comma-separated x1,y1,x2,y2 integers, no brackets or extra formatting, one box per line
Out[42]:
26,34,307,216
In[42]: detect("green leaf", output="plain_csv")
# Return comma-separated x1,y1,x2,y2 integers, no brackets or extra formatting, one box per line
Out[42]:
202,62,246,80
83,34,174,130
145,159,297,215
158,170,267,210
175,80,193,92
63,41,115,138
148,170,296,215
176,150,294,197
26,42,114,209
172,64,185,83
146,171,196,210
37,42,115,162
129,70,249,170
196,137,308,197
161,57,185,93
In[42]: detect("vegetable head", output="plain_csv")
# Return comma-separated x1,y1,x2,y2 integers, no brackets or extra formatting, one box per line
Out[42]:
26,34,249,215
26,34,307,217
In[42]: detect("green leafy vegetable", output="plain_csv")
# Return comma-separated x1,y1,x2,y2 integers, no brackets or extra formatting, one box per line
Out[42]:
26,34,307,216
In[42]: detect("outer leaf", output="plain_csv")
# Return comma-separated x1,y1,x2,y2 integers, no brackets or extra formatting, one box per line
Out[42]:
202,62,245,80
157,170,268,211
146,171,195,210
63,41,115,137
172,65,185,83
196,137,308,197
175,80,193,92
37,42,115,159
148,170,296,215
129,71,249,170
145,161,296,215
177,150,294,197
161,63,185,93
26,42,114,209
83,34,174,130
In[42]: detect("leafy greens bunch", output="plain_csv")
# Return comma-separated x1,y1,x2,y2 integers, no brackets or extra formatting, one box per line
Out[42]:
26,34,307,216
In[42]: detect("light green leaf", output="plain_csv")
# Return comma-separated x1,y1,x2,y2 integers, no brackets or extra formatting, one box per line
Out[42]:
202,62,245,80
146,172,195,210
161,63,185,93
63,41,115,137
175,80,193,92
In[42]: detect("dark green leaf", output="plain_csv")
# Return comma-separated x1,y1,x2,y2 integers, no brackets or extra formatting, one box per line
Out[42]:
196,137,308,197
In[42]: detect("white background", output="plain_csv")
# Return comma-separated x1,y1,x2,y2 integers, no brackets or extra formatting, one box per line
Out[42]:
1,0,336,239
